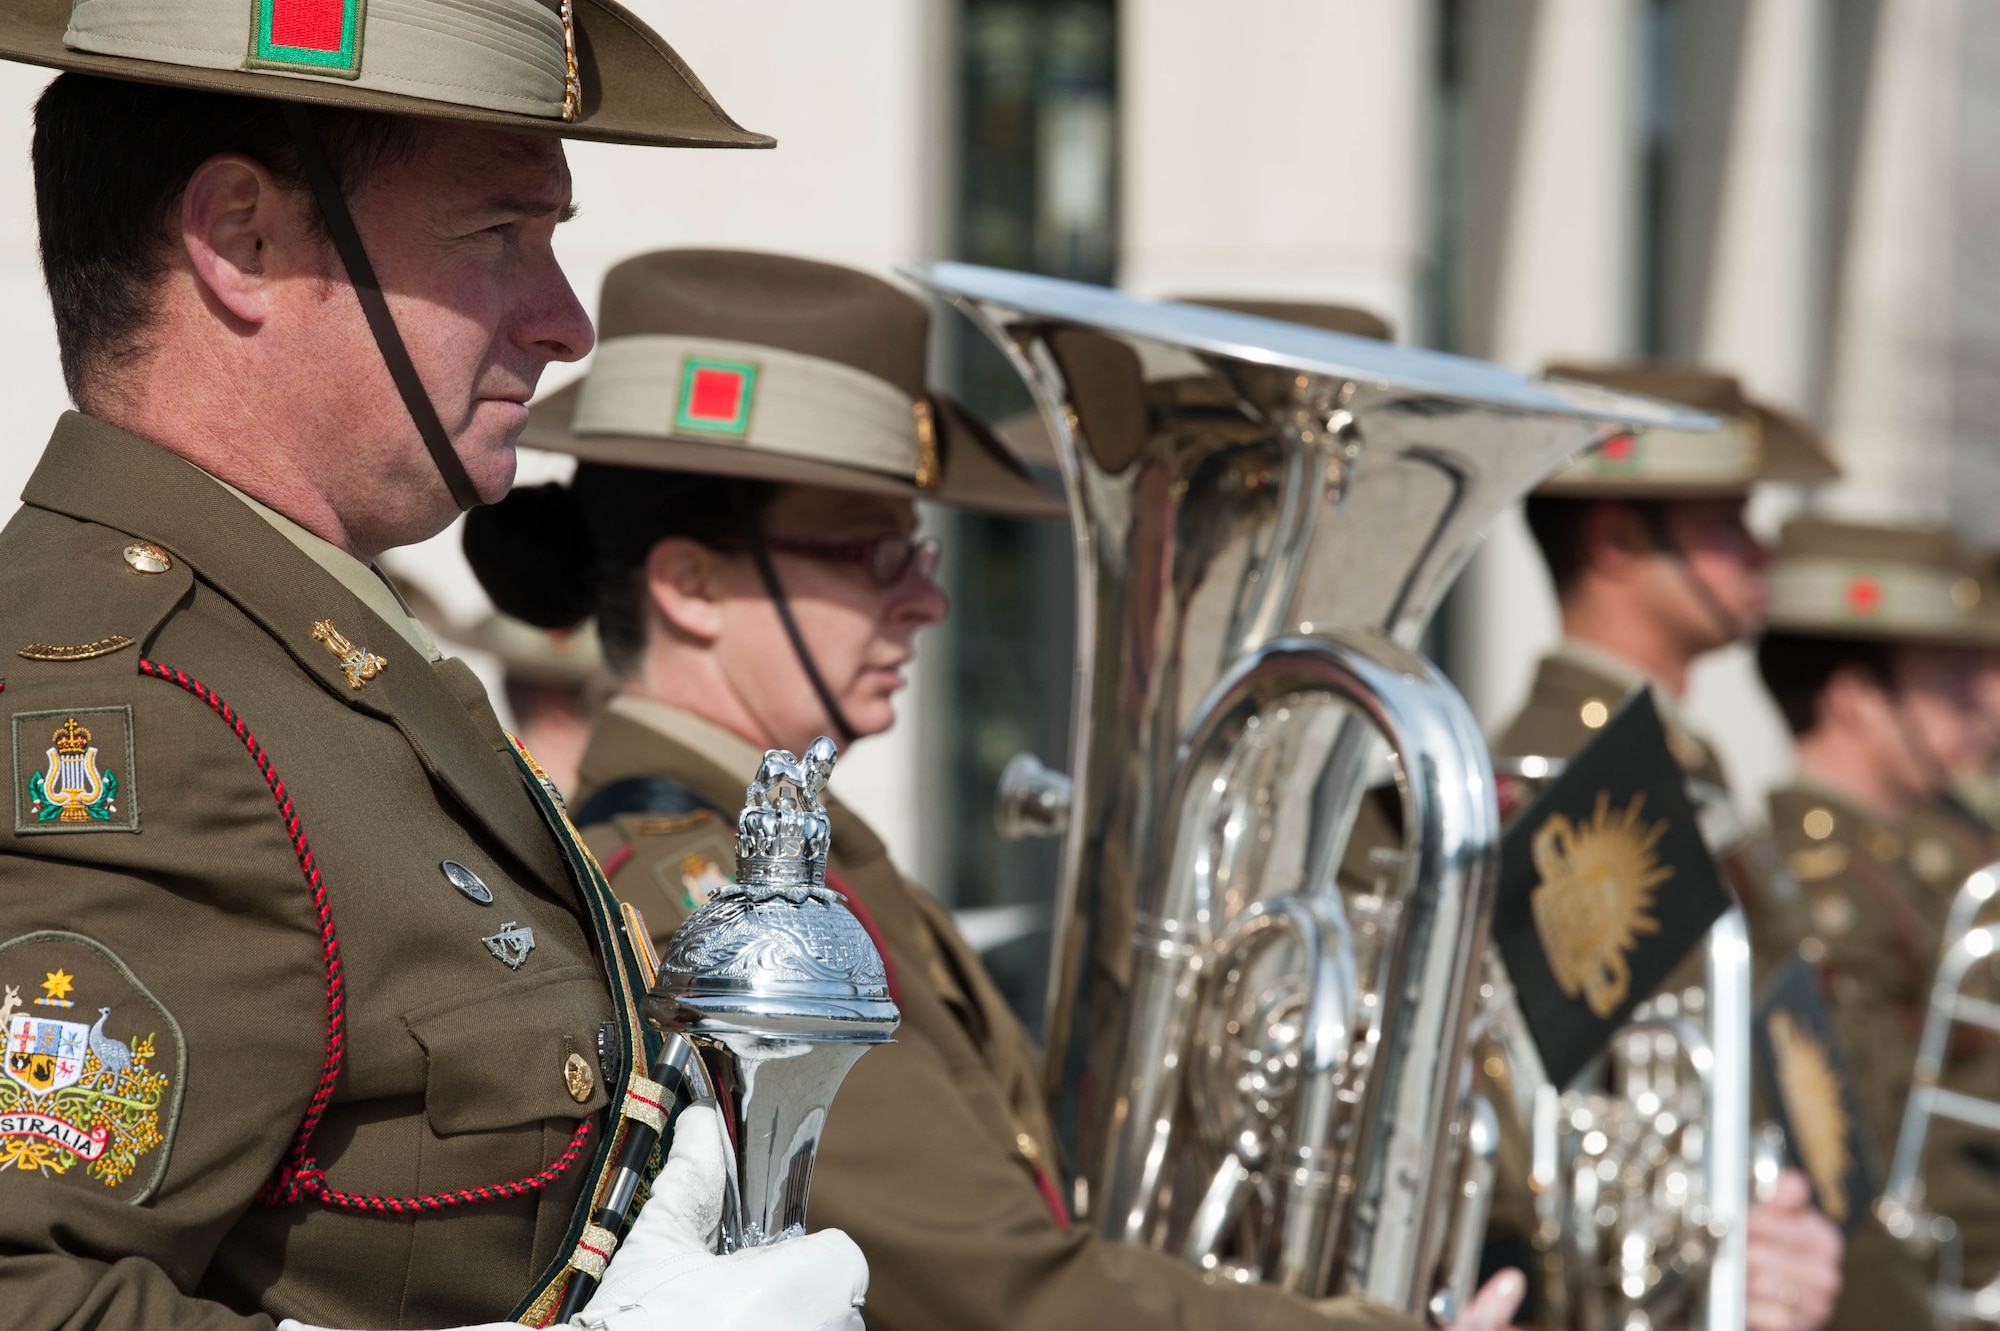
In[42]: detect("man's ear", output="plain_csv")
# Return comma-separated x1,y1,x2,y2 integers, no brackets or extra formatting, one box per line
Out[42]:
1579,502,1655,579
1820,663,1888,732
645,538,725,644
178,153,299,329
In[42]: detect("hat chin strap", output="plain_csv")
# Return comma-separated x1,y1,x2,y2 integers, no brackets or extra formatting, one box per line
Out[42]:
1638,504,1751,646
731,485,860,749
283,105,483,513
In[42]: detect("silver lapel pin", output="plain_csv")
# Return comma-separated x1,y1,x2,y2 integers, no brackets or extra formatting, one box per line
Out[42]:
482,921,535,969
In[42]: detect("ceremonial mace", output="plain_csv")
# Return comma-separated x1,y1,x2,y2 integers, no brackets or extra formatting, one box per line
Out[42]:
554,737,898,1320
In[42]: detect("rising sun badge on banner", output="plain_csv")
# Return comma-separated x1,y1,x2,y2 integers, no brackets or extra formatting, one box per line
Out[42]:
1492,691,1734,1087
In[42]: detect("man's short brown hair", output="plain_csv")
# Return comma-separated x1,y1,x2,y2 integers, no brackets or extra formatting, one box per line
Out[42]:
33,73,420,406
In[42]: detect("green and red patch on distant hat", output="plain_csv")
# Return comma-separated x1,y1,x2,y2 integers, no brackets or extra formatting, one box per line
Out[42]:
675,358,758,438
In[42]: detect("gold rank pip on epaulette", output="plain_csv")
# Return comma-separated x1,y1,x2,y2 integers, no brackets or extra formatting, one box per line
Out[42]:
1753,953,1877,1231
1491,691,1735,1087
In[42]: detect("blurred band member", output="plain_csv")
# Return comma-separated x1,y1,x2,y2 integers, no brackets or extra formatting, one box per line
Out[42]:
1761,520,2000,1324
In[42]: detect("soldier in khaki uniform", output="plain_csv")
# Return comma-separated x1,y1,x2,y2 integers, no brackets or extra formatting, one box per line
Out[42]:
1483,365,1846,1331
464,251,1528,1331
0,8,870,1330
1760,520,2000,1306
1499,365,1838,971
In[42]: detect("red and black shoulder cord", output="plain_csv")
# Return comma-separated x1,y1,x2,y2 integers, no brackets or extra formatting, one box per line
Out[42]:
140,659,592,1213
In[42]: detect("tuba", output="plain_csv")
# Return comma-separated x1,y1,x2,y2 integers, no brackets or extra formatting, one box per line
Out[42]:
914,263,1700,1317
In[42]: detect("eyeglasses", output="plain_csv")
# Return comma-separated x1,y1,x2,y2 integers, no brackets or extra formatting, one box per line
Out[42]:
764,534,941,588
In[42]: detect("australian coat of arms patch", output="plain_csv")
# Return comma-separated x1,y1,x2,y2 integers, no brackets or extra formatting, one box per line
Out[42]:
0,933,183,1202
12,707,138,834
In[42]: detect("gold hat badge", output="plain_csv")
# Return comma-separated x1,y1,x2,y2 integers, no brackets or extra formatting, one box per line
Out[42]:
1769,1010,1853,1222
1530,791,1672,1018
311,620,387,690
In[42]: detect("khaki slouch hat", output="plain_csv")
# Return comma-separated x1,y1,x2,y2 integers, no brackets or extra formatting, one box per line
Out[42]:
1765,519,2000,646
523,248,1065,517
1537,363,1838,498
0,0,769,148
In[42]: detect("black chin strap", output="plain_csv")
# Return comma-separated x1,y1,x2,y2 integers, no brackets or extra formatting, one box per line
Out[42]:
1638,504,1750,644
730,485,858,747
282,103,482,513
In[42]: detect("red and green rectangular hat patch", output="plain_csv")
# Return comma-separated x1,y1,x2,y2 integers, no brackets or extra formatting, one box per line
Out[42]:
249,0,365,78
675,357,758,438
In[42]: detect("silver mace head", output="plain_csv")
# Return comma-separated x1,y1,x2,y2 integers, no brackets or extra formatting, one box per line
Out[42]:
651,736,899,1250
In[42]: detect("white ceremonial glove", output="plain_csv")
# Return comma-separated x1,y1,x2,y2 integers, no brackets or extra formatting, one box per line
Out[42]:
276,1102,868,1331
577,1100,867,1331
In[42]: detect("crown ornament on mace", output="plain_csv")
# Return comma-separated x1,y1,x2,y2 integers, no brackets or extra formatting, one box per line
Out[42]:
733,736,839,895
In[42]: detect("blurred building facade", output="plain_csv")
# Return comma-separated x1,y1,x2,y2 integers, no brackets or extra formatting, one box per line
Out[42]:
0,2,1993,1026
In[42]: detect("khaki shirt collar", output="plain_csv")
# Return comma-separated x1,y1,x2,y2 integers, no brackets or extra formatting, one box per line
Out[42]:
580,698,888,864
1550,637,1694,737
207,474,442,662
605,695,766,781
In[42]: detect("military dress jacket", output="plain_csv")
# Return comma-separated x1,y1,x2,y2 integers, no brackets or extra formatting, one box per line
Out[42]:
0,415,653,1330
1770,780,2000,1293
575,700,1415,1331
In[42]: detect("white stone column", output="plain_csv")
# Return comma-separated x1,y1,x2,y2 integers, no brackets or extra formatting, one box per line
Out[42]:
1448,0,1644,728
1821,0,1964,528
1680,0,1832,812
1118,0,1435,339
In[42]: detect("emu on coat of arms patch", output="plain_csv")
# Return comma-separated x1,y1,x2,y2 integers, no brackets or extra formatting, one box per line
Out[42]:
0,932,183,1203
11,707,138,834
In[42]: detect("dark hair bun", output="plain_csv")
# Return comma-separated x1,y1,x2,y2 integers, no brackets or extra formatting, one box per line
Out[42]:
463,483,599,629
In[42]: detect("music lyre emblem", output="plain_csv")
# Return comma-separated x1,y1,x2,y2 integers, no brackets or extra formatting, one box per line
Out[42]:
30,718,119,825
1529,791,1672,1018
311,620,386,690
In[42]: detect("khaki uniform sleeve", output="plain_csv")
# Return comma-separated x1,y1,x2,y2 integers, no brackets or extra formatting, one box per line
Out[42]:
0,679,328,1331
807,1025,1419,1331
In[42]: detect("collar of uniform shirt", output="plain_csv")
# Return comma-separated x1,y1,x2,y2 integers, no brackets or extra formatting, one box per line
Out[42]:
205,471,443,663
1551,635,1700,745
607,695,768,779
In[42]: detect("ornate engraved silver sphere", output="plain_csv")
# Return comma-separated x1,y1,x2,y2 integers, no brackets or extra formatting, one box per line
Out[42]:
652,736,899,1249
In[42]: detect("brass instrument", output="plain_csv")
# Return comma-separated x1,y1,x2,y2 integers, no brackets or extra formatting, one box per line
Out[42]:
1882,861,2000,1326
916,263,1699,1318
1487,761,1752,1331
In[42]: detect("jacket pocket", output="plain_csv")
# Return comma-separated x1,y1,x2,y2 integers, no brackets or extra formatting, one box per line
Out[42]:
405,963,613,1134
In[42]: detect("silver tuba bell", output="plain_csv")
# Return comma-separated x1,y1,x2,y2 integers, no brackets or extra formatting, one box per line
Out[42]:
913,263,1701,1317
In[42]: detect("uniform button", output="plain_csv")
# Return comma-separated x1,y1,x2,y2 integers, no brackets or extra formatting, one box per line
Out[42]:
1802,808,1835,840
564,1051,596,1103
1015,1130,1041,1163
1579,698,1609,729
122,542,172,574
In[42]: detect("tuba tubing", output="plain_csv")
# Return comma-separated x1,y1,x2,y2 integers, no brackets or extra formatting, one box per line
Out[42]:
1111,634,1500,1302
